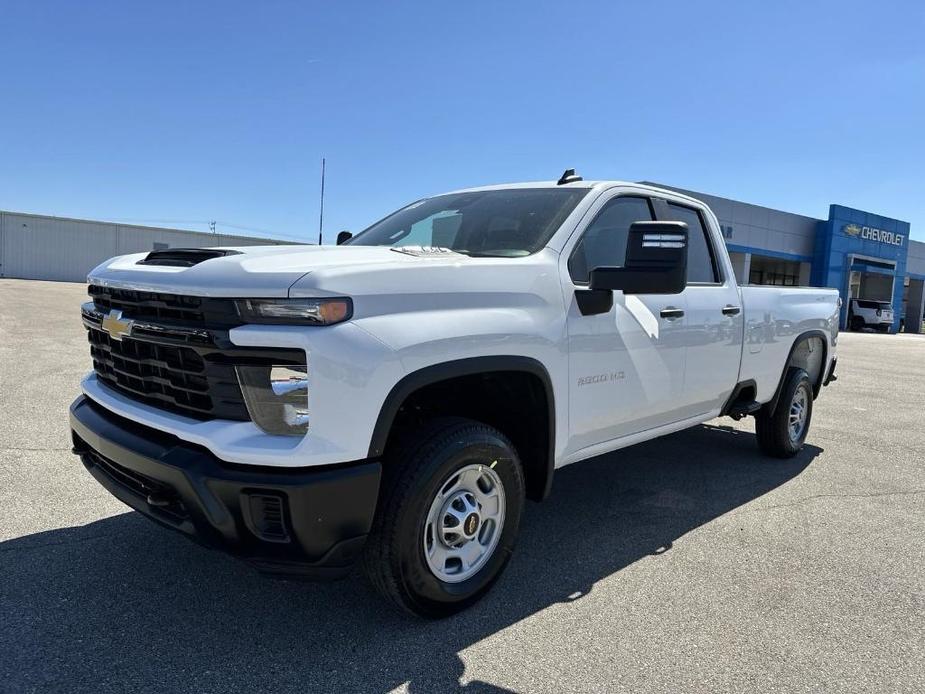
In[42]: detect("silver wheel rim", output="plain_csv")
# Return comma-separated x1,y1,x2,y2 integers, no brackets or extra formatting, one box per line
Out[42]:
423,463,506,583
789,387,808,443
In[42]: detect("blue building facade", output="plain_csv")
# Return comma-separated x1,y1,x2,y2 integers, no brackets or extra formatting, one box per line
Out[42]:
812,205,911,332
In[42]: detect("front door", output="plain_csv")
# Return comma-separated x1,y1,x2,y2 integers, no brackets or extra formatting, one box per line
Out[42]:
563,193,689,458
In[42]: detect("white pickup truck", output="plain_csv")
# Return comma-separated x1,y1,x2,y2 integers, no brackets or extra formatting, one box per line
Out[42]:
847,298,894,332
70,172,839,617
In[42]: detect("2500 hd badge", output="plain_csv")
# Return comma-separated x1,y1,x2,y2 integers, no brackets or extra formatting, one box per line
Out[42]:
577,371,626,386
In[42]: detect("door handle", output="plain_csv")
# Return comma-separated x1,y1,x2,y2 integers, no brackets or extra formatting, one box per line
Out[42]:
722,305,741,316
660,307,685,320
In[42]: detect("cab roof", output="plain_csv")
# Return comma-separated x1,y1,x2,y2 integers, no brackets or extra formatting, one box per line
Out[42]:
444,179,707,207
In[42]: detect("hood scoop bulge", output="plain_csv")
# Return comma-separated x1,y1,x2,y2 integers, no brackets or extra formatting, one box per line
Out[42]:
136,248,243,268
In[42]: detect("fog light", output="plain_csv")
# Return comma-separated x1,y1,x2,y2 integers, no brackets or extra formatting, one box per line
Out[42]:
236,364,309,436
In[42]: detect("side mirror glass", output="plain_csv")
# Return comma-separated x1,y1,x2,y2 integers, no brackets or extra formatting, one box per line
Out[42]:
589,221,688,295
336,230,353,245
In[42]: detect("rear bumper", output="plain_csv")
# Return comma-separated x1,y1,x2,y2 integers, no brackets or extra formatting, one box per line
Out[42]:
69,395,381,580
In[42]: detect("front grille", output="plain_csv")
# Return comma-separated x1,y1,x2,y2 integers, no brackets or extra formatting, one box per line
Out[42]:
89,284,242,328
88,327,250,421
85,285,305,423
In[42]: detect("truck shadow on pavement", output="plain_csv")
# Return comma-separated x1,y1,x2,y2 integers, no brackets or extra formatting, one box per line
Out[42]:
2,423,819,693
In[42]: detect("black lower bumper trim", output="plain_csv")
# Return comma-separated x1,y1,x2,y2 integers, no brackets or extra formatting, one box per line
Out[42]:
69,395,381,580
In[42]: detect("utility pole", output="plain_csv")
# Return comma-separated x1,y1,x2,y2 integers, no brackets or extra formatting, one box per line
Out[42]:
209,220,216,234
318,157,326,245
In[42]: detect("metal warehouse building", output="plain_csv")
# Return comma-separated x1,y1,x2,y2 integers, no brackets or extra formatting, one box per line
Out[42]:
0,210,293,283
647,184,925,334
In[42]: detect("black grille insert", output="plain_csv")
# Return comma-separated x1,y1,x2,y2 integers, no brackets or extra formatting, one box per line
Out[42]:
88,328,250,421
89,285,242,328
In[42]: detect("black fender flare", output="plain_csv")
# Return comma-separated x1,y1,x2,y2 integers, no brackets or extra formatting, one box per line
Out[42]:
367,356,557,500
766,329,829,414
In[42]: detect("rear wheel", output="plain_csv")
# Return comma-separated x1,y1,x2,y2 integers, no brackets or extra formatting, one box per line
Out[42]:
755,368,813,458
362,418,525,618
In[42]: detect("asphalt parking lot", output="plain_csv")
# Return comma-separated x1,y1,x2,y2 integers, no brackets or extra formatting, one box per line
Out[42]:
1,278,923,693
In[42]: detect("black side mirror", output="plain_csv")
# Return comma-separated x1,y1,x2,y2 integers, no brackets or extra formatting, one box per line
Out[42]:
589,221,688,295
336,230,353,245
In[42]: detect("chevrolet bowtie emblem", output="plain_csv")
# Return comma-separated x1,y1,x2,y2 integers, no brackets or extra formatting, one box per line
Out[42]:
843,223,862,237
101,309,134,341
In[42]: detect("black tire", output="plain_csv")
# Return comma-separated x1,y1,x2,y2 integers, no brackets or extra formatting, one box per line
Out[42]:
362,417,525,618
850,316,864,331
755,367,813,458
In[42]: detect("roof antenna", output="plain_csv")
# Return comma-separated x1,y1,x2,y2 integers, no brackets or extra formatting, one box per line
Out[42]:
557,168,583,185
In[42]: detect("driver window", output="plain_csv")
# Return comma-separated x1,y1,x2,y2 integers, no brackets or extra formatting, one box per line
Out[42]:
568,196,654,283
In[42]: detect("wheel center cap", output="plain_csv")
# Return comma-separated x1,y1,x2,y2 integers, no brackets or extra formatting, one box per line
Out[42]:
463,513,480,537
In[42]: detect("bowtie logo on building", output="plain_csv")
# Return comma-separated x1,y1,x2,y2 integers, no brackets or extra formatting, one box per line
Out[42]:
843,224,862,237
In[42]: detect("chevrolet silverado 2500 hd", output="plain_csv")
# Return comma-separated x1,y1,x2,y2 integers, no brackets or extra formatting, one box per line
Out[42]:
70,173,839,617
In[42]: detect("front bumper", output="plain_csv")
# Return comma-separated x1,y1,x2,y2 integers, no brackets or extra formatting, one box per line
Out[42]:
70,395,381,580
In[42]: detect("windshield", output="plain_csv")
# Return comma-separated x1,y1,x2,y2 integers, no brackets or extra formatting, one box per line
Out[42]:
347,188,589,257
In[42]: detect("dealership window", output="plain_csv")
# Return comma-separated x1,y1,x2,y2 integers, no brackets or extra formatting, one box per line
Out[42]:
152,242,168,250
749,255,800,286
749,269,798,286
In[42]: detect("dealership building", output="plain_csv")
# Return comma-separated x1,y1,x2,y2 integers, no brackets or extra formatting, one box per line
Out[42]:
648,184,925,334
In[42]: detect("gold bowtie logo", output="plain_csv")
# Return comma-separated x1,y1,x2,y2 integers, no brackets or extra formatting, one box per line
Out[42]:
843,223,862,237
101,310,134,341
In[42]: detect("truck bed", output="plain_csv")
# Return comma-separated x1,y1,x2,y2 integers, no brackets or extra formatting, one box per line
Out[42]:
738,285,840,403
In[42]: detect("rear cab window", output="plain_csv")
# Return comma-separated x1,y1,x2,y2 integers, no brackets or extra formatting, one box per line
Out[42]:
660,202,721,284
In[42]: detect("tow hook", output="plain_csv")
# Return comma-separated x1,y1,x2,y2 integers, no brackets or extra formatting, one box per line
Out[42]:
146,493,173,507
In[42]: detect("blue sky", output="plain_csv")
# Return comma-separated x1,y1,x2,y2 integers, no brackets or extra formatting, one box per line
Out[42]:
2,1,924,242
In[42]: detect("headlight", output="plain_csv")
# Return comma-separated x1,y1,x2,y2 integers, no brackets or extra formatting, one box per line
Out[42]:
236,364,309,436
236,298,352,325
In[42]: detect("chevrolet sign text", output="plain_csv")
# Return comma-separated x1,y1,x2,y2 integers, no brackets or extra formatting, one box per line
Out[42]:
843,223,904,247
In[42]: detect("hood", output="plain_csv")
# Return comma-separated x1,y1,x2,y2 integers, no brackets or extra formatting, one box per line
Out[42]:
289,247,561,320
88,245,559,314
87,245,451,297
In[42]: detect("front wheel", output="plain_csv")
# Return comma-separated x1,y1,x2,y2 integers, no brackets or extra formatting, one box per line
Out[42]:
755,368,813,458
362,418,525,618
